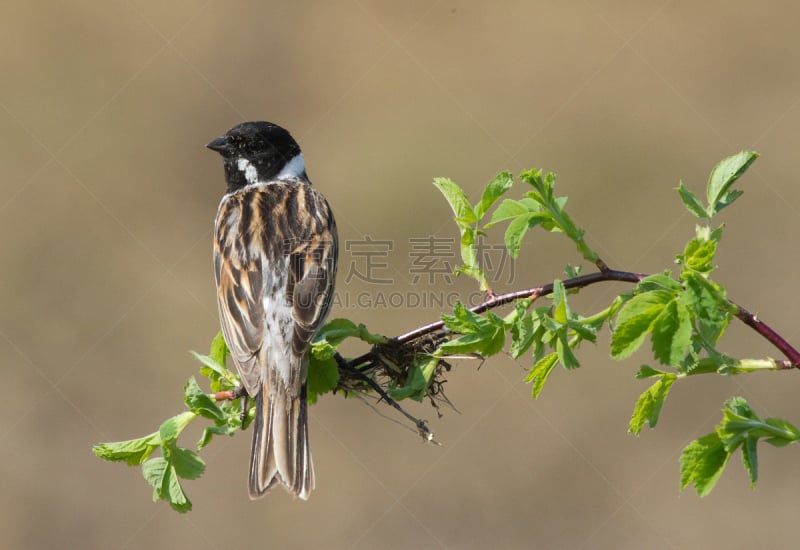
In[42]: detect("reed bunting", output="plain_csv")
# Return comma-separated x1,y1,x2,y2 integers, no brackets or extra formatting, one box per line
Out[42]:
207,121,338,499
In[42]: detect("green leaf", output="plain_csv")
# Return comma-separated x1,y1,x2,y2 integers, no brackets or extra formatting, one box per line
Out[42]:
713,189,744,215
442,301,484,333
437,331,492,356
314,318,387,347
487,198,531,225
504,212,546,259
525,352,559,398
556,334,580,369
192,334,237,392
683,274,729,345
680,432,730,497
92,432,161,466
552,279,569,324
682,398,800,494
611,291,672,359
763,418,800,447
636,273,682,293
312,319,386,362
184,377,225,422
628,373,676,435
388,355,439,401
164,463,191,513
168,446,206,481
143,451,194,513
142,456,169,500
440,302,505,357
158,411,196,443
635,365,668,379
454,264,489,291
433,177,477,224
650,299,692,366
677,181,708,219
457,227,489,289
209,331,229,368
680,238,717,274
565,263,582,278
307,356,340,404
706,151,758,217
509,300,535,359
191,351,228,381
685,357,725,375
197,425,233,450
475,171,513,219
741,435,758,488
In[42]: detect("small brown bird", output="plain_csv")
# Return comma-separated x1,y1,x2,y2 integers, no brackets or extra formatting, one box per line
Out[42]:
207,121,338,499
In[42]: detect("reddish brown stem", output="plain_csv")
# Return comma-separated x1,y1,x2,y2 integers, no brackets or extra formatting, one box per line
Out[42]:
214,386,248,401
348,269,644,370
344,267,800,372
733,302,800,368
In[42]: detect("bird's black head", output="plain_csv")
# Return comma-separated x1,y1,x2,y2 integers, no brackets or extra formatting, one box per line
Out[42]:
206,121,307,193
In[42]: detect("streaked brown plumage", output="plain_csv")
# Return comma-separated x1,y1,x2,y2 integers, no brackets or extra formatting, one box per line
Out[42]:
208,122,337,499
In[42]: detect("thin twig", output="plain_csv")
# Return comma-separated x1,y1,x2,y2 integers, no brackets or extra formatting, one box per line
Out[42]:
335,353,438,444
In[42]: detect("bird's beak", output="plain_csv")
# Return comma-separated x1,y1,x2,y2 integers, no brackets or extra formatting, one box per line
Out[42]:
206,135,232,155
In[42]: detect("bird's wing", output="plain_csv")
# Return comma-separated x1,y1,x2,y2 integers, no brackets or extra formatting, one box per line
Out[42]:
287,194,338,368
213,195,265,395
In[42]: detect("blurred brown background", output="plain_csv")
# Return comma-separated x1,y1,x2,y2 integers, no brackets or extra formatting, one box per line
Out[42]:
2,1,800,548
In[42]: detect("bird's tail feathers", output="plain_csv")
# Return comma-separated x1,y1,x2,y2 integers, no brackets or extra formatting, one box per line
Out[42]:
249,383,314,500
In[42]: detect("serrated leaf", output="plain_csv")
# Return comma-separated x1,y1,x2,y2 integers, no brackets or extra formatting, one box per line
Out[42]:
565,263,581,278
307,356,340,404
197,425,233,450
552,279,569,324
635,365,667,379
442,301,483,333
683,274,729,345
680,432,730,497
438,332,492,356
685,357,723,375
314,318,386,348
487,199,530,226
556,335,580,369
433,178,477,225
164,464,191,513
713,189,744,215
190,351,228,379
209,331,229,368
158,411,196,443
184,377,225,422
707,151,758,217
637,273,682,293
169,446,205,481
677,181,708,218
651,299,692,366
92,432,160,466
680,238,717,274
438,305,505,356
525,352,559,398
569,319,598,343
611,291,672,359
142,457,168,500
484,312,507,355
741,435,758,487
388,355,438,401
504,212,547,259
763,418,800,447
628,373,676,435
475,171,513,219
510,309,535,359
